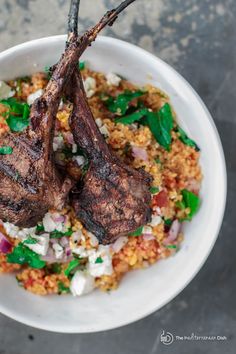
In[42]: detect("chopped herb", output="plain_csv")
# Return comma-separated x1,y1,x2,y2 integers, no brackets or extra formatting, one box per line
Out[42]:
155,157,161,164
36,224,44,234
165,244,177,249
64,258,81,277
0,146,13,155
175,200,186,210
51,263,62,274
115,108,149,125
146,103,174,151
58,281,70,294
50,228,73,239
180,189,200,221
176,126,200,151
7,243,46,269
150,186,159,195
103,90,144,116
95,257,103,264
23,236,38,245
164,219,172,226
0,97,30,132
78,61,85,70
45,66,52,80
129,226,144,237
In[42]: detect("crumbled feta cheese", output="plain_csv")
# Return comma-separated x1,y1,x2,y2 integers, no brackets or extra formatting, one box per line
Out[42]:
112,236,128,253
72,155,85,166
0,81,15,99
88,232,99,247
70,271,95,296
73,246,88,258
59,99,64,110
52,243,64,259
150,215,162,227
99,125,110,137
3,222,20,238
87,245,113,277
143,226,152,234
43,212,64,232
83,77,96,98
25,233,49,256
27,89,44,105
95,118,103,128
53,135,65,152
72,144,77,153
71,230,82,244
106,72,121,87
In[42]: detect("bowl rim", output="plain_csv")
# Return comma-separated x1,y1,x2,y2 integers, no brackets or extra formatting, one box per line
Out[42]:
0,34,227,333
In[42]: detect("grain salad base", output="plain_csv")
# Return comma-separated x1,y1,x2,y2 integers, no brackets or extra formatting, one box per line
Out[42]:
0,65,202,296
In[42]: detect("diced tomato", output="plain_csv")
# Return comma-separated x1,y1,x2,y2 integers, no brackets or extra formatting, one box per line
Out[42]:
153,190,168,208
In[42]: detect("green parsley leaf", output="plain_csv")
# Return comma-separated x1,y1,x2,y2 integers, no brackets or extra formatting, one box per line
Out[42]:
0,146,13,155
78,61,85,70
165,244,177,249
0,97,30,132
164,219,173,226
176,126,200,151
146,103,174,151
175,200,186,210
50,228,73,239
58,281,70,294
103,90,144,116
7,243,46,269
150,186,159,194
181,189,200,220
51,263,62,274
95,257,103,264
64,258,81,277
115,108,149,125
23,236,38,245
129,226,144,237
36,224,45,234
44,66,52,80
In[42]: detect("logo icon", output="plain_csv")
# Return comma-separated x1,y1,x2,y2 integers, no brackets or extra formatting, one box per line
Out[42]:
160,330,174,345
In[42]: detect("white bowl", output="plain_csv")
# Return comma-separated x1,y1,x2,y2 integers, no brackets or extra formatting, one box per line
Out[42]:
0,35,226,333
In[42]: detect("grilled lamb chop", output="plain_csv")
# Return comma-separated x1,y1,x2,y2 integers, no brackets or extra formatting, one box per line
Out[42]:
70,70,152,245
0,0,138,228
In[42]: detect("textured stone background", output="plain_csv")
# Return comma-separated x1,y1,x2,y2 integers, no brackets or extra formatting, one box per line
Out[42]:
0,0,235,353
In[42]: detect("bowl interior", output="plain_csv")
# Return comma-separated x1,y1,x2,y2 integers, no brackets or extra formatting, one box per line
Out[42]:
0,35,226,333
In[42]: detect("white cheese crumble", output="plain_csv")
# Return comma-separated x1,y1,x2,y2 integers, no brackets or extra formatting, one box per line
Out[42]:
70,271,95,296
150,215,162,227
25,233,49,256
72,144,77,153
95,118,103,128
52,243,64,259
72,155,85,166
87,245,113,277
0,81,15,99
53,135,65,152
106,72,121,87
83,77,96,98
3,222,37,240
27,89,44,105
99,124,110,137
88,232,99,247
42,212,64,233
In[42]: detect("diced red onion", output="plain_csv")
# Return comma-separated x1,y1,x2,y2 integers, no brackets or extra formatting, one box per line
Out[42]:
60,236,69,247
0,232,13,254
65,246,71,257
163,220,181,245
143,233,155,241
52,214,65,223
132,146,148,161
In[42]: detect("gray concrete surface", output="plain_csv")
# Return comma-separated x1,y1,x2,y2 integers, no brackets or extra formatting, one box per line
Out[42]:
0,0,235,353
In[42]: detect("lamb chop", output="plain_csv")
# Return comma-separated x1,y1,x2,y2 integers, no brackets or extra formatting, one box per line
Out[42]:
68,2,152,244
0,0,138,228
